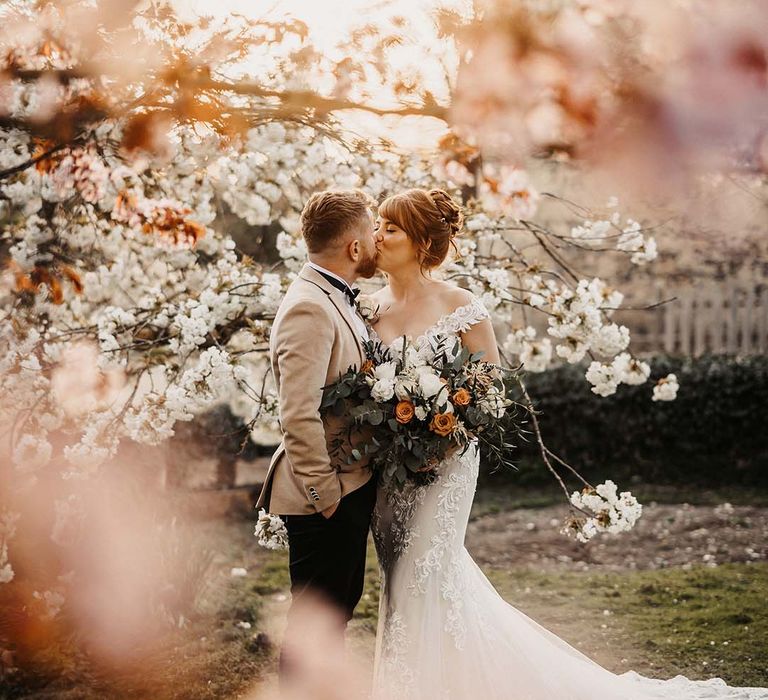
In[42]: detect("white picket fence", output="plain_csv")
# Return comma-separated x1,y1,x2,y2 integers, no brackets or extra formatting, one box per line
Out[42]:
646,282,768,356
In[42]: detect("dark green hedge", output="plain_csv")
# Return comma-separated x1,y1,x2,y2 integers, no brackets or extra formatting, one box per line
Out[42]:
485,355,768,487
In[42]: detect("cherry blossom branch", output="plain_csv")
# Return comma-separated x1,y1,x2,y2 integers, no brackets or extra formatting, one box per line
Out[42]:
514,377,594,518
514,376,570,500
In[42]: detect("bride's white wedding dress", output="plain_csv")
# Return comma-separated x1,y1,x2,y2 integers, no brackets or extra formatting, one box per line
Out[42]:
370,297,768,700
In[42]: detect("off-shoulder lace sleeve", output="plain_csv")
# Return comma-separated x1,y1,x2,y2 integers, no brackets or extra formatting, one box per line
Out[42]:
432,296,490,336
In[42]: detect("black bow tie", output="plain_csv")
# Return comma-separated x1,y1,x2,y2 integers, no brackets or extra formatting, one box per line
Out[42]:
316,270,360,306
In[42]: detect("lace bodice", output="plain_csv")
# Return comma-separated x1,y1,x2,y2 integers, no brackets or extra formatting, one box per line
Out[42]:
369,296,489,349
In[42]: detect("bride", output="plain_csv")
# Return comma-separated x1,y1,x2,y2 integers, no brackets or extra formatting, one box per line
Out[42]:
367,188,768,700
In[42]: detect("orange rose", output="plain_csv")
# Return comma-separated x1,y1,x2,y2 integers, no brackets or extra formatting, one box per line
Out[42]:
394,400,415,424
361,359,374,374
429,412,456,437
451,388,471,406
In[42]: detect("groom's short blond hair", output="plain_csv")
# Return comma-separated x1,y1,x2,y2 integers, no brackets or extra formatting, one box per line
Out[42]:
301,189,374,253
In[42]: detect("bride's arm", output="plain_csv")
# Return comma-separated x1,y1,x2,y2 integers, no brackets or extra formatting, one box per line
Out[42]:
461,317,501,364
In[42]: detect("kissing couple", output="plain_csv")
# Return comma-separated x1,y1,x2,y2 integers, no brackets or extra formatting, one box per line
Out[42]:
255,189,768,700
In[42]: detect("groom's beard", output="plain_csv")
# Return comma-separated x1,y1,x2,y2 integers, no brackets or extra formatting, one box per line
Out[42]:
355,251,378,279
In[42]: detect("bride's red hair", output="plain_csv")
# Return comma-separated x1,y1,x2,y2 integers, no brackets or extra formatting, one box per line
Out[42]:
379,188,463,272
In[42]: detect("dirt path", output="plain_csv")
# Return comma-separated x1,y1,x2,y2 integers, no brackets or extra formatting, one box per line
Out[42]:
466,501,768,571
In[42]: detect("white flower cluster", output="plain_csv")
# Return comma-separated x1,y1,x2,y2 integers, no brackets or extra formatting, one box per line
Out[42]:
569,199,658,265
0,511,20,585
62,409,121,477
477,384,509,418
124,347,246,445
254,508,289,550
585,353,651,397
499,275,654,394
564,480,643,542
652,373,679,401
503,326,552,373
366,336,458,415
96,306,137,354
544,277,625,358
276,231,308,273
355,294,380,322
569,218,613,248
616,219,658,265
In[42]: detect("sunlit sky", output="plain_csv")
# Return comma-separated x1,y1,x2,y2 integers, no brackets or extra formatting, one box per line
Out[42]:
174,0,472,149
176,0,469,52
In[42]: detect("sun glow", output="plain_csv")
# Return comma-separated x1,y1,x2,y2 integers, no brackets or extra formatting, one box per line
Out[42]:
174,0,472,148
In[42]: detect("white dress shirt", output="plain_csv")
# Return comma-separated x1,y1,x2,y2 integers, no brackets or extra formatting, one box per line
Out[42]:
307,262,370,341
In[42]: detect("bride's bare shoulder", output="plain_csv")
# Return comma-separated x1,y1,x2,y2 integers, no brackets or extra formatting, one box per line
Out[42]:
435,281,475,312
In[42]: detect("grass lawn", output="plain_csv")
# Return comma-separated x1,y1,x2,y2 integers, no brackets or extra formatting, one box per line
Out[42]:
483,564,768,687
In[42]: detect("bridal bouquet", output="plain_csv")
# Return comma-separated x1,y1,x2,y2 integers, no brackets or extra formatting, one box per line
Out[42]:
321,334,520,488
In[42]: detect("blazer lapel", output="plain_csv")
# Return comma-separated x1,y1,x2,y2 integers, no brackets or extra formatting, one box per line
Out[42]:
298,264,365,365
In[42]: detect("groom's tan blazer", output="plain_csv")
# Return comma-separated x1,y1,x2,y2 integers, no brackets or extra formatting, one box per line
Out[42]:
256,264,373,515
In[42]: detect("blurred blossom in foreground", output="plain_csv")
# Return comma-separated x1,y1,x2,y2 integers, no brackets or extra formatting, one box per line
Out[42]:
1,456,208,674
453,0,768,199
248,592,376,700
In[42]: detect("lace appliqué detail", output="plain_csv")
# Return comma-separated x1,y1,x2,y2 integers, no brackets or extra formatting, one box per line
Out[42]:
408,448,479,650
376,611,416,699
373,481,428,573
369,295,490,349
429,297,489,338
388,483,427,560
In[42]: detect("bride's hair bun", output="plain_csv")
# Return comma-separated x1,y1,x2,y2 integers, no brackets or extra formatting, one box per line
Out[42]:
428,188,464,238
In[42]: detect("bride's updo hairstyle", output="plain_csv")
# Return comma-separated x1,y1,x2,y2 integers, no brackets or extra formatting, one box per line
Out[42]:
379,188,464,272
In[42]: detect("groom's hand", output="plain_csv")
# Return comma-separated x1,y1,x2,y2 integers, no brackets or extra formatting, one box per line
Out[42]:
321,501,339,519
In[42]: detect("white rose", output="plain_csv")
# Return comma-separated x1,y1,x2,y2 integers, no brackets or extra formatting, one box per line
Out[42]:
394,374,417,400
371,379,395,402
417,369,444,399
373,361,397,382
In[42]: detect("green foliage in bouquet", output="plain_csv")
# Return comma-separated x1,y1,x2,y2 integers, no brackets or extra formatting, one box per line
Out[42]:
321,335,523,489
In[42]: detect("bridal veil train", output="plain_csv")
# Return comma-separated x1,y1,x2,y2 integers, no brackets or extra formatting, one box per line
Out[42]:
370,300,768,700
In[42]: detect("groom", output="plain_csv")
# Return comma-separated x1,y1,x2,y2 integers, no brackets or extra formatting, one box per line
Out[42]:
256,189,379,650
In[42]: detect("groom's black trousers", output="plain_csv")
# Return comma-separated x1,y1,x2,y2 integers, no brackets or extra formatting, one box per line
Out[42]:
278,476,376,679
280,476,376,652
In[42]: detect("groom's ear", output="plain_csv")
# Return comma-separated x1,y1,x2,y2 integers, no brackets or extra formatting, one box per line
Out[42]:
348,238,361,262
